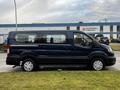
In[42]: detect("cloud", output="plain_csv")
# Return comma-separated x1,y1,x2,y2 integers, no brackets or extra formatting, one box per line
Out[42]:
0,0,120,23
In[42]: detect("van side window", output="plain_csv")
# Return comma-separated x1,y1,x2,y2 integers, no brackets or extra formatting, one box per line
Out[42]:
35,34,67,44
15,33,67,44
15,34,36,44
74,33,93,48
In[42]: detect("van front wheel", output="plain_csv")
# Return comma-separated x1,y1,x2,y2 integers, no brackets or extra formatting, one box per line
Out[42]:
22,58,36,72
91,58,105,71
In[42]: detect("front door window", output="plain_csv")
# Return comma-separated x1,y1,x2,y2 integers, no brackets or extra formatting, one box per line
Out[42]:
74,33,93,48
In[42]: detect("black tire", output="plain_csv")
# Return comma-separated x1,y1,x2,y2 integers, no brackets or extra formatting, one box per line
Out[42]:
91,58,105,71
22,58,36,72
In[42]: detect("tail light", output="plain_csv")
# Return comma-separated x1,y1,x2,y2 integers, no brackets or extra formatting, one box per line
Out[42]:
5,45,11,55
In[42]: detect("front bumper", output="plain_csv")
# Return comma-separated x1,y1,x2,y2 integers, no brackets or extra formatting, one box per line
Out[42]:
106,56,116,66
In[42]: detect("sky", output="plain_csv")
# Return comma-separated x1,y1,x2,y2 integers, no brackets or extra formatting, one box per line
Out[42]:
0,0,120,24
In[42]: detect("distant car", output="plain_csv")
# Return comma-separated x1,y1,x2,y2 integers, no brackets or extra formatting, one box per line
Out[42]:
116,37,120,43
99,37,110,45
6,30,116,71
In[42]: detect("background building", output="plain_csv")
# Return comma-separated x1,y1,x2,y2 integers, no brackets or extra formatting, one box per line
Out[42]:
0,22,120,44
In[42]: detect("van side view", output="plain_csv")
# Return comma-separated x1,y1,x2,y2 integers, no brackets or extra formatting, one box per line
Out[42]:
6,30,116,71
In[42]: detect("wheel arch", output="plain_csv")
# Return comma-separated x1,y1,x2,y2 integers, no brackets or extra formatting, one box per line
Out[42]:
89,51,108,65
20,51,38,63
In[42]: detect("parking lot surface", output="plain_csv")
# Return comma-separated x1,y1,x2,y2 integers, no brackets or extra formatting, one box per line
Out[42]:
0,51,120,72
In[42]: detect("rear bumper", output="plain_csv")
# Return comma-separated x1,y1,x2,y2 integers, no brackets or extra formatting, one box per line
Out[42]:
6,55,21,65
106,56,116,66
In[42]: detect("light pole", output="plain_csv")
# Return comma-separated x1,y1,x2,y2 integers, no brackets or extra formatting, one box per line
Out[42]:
13,0,18,31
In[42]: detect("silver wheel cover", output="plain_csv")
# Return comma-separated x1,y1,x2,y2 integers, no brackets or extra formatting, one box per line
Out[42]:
23,61,34,71
93,60,103,71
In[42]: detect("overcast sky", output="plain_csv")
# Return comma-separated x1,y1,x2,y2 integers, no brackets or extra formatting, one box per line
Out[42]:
0,0,120,24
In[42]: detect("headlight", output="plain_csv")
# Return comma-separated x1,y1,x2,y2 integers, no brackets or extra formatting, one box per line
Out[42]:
101,44,113,53
107,46,113,53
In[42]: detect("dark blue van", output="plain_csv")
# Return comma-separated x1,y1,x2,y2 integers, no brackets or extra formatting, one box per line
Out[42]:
6,30,116,71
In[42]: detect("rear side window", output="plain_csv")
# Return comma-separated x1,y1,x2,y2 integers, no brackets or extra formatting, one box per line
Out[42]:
15,34,36,44
15,33,67,44
35,34,67,44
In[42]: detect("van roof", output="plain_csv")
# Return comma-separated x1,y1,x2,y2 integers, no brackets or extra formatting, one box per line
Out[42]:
9,30,84,33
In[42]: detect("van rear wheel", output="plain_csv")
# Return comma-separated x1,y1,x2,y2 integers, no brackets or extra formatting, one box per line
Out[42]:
22,58,36,72
91,58,105,71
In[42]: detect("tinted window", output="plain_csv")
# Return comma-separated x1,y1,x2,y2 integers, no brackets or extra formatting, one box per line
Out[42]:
74,33,93,48
35,34,67,44
15,33,67,44
15,33,37,44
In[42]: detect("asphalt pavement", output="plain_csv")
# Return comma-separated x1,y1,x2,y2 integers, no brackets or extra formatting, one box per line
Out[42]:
0,51,120,72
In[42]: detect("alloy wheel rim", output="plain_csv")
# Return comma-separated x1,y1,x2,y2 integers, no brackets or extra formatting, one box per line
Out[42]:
93,60,103,71
24,61,34,71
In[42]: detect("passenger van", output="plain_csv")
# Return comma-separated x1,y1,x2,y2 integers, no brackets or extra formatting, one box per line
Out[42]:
6,30,116,71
